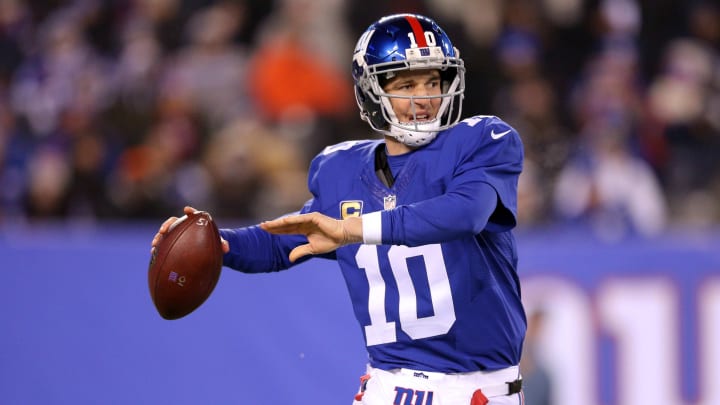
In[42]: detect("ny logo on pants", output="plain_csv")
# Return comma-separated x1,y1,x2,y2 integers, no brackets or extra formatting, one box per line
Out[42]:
394,386,434,405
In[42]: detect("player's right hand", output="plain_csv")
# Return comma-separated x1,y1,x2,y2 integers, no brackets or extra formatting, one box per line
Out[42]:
151,206,229,254
259,212,362,262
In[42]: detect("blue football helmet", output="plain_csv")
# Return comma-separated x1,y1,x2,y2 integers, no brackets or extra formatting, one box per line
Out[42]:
352,14,465,146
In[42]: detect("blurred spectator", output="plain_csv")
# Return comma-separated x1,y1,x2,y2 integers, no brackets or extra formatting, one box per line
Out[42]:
247,0,353,121
569,45,645,139
246,37,353,123
553,120,668,240
245,0,356,159
644,1,720,226
106,12,165,146
255,0,350,70
201,119,310,219
161,1,253,130
23,145,70,217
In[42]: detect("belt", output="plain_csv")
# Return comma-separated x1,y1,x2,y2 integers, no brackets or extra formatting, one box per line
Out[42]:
397,368,523,397
479,377,523,397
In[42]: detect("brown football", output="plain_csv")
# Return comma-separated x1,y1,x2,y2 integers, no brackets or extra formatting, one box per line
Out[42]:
148,211,223,320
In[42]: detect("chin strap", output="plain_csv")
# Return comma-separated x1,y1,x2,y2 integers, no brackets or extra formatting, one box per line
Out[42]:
374,144,395,187
388,119,439,147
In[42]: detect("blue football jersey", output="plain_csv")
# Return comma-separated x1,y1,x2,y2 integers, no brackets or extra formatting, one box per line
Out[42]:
221,115,526,373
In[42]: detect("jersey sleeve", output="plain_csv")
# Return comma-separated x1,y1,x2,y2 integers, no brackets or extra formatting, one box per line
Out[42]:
466,116,524,230
364,116,524,246
220,224,306,273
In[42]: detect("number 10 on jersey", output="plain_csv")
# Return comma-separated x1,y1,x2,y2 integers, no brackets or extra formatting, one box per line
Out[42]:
355,244,457,346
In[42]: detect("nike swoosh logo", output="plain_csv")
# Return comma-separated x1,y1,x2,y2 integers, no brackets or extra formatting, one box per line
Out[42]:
490,129,511,140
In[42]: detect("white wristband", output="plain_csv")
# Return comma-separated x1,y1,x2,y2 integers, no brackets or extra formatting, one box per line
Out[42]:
362,211,383,245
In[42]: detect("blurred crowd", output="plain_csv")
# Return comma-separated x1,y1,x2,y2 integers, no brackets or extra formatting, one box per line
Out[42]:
0,0,718,239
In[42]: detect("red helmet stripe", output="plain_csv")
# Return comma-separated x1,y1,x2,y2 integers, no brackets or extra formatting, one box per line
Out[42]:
404,15,428,47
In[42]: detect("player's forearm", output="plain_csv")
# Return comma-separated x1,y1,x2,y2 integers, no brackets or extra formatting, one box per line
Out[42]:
220,226,303,273
362,181,497,246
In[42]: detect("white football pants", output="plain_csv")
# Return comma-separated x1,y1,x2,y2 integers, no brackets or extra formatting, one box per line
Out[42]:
352,364,524,405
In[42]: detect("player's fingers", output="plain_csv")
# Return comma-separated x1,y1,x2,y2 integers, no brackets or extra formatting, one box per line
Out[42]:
261,213,324,235
260,216,293,228
260,218,302,234
280,213,314,223
289,244,314,262
152,217,176,251
183,206,198,215
152,213,187,252
221,238,229,254
159,216,179,234
275,213,318,226
151,232,164,252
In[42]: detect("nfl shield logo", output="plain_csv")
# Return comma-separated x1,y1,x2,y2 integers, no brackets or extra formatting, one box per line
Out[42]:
383,195,396,210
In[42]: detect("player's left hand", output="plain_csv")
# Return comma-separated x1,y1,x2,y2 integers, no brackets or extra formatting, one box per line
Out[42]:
260,212,362,262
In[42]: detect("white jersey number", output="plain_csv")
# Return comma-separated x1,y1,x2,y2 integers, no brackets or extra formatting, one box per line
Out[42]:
356,244,456,346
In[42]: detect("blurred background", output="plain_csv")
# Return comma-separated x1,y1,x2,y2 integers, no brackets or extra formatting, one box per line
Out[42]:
0,0,718,404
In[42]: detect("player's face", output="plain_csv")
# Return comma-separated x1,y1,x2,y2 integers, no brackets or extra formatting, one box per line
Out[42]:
382,69,442,124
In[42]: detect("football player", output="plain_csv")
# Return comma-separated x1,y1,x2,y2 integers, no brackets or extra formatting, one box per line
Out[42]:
154,13,525,405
